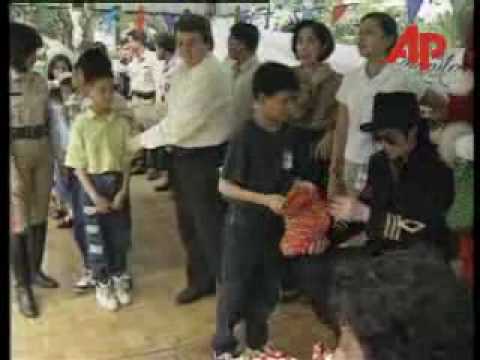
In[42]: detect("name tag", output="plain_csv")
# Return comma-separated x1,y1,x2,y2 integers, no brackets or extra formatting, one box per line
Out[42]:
283,150,293,170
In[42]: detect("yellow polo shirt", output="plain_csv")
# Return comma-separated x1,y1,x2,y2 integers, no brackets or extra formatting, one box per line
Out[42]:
65,108,133,174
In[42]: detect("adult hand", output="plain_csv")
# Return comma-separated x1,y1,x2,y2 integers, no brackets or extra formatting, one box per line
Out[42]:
329,195,370,223
307,234,331,255
93,194,112,214
264,194,286,215
111,191,126,211
314,131,333,161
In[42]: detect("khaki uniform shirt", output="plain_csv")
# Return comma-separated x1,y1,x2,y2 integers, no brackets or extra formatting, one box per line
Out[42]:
10,69,49,128
129,50,158,93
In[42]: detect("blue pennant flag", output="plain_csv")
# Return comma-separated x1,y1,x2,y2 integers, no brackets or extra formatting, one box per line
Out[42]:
104,6,119,32
407,0,424,23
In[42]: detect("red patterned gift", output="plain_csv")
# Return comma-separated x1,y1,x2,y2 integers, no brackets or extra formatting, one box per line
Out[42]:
280,182,332,257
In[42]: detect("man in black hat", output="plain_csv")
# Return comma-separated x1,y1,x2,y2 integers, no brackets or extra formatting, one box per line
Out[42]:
293,92,455,325
330,91,454,254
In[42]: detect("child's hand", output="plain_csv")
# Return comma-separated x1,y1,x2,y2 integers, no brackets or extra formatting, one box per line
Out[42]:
264,194,286,215
93,194,112,214
111,191,126,211
307,234,331,255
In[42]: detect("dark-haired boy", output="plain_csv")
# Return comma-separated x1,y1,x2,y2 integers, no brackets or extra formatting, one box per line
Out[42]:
212,62,300,360
68,47,134,293
65,60,134,312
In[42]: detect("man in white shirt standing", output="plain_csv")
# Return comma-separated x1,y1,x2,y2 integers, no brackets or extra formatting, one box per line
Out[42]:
127,29,160,179
226,22,261,132
157,14,233,304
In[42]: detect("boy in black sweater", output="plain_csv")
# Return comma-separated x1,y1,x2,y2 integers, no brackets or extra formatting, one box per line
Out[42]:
212,62,299,359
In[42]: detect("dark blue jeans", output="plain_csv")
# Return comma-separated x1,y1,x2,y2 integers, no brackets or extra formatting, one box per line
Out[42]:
81,173,131,282
212,209,283,354
70,176,88,268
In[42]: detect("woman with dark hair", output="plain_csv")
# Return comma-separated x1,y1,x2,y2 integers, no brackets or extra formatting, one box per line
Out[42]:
281,20,342,302
329,12,447,200
10,22,59,318
289,20,341,187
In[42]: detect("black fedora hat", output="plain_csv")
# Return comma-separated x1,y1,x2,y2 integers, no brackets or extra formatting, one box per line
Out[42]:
360,92,420,133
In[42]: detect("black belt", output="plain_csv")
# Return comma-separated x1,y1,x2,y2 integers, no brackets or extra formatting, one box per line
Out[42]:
11,125,49,140
132,90,156,100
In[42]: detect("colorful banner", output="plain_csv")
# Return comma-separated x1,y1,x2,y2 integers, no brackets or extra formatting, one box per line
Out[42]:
407,0,424,23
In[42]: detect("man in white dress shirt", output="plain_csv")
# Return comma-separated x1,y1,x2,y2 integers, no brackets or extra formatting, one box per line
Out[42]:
156,14,233,304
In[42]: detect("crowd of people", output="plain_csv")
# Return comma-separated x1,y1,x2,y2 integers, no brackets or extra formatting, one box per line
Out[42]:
10,10,473,360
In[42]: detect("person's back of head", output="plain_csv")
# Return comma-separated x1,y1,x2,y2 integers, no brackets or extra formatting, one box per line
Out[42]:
327,246,473,359
10,22,43,72
229,22,260,53
252,62,299,99
155,33,176,54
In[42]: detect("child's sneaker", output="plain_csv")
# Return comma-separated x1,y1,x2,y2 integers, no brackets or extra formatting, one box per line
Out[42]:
247,344,298,360
73,269,96,293
96,280,119,311
238,348,263,360
112,274,132,306
212,352,241,360
312,342,334,360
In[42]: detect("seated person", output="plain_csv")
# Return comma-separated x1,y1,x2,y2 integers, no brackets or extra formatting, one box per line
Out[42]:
294,92,455,326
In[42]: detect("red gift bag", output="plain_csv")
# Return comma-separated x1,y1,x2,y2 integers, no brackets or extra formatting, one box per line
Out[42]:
280,183,332,257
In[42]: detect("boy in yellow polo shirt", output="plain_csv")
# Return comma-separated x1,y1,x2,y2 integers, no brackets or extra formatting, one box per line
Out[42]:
65,56,133,312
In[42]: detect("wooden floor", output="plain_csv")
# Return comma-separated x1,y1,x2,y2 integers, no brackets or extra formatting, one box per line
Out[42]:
11,176,334,360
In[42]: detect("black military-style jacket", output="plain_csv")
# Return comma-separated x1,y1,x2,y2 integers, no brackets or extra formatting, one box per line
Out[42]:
361,143,454,255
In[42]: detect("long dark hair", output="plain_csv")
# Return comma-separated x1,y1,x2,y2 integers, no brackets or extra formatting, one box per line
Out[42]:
47,54,73,81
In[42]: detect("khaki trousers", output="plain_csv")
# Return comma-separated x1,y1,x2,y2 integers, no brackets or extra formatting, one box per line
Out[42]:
10,138,53,234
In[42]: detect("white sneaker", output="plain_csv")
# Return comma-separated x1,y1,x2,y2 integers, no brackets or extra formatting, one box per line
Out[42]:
96,280,119,311
113,274,132,306
73,269,96,293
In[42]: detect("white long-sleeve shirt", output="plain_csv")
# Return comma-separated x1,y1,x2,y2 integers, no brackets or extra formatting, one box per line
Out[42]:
140,53,233,149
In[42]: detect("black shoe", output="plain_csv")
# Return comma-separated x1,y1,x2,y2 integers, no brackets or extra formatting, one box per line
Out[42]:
15,286,39,318
175,285,215,305
12,232,39,318
154,183,170,192
32,272,59,289
28,223,59,289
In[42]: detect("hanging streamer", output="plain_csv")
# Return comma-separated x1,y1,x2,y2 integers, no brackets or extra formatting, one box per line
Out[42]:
407,0,424,24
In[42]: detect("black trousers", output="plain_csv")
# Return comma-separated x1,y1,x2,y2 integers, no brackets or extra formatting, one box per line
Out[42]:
170,144,226,290
145,147,171,171
212,211,283,354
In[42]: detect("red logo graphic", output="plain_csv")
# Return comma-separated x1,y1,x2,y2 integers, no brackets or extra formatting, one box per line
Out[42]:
384,24,447,71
